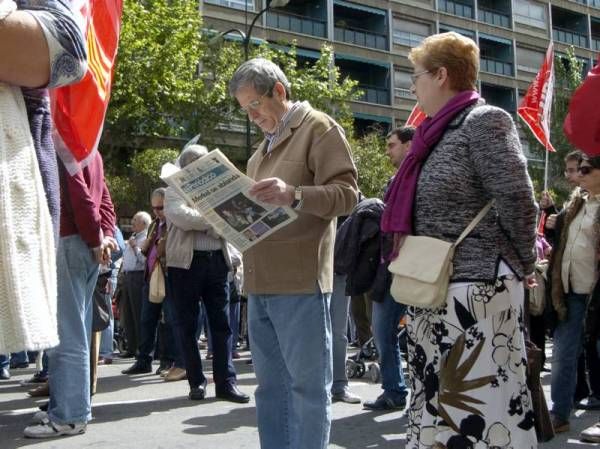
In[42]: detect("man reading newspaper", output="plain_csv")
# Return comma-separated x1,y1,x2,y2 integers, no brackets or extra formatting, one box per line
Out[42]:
229,58,358,449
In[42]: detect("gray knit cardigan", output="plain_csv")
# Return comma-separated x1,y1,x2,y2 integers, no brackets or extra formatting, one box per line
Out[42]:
414,100,537,282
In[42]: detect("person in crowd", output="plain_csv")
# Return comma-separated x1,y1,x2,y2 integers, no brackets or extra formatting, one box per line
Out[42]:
229,57,358,449
363,126,414,411
24,150,117,439
121,189,181,378
382,32,538,448
120,211,152,357
0,0,87,357
163,144,249,403
228,245,243,359
0,352,29,380
548,153,600,433
350,293,372,348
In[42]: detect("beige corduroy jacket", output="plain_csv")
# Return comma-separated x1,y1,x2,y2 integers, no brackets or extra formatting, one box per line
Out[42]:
243,101,358,295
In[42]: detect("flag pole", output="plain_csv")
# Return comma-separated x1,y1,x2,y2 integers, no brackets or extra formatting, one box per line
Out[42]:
544,145,549,191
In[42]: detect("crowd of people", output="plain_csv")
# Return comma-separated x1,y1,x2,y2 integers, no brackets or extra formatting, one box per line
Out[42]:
1,1,600,447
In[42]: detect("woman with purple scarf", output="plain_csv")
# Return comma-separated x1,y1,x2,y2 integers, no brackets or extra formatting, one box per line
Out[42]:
383,32,538,448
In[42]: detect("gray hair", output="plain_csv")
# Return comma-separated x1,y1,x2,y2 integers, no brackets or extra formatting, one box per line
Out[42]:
151,187,166,200
179,144,208,168
228,58,291,99
133,211,152,228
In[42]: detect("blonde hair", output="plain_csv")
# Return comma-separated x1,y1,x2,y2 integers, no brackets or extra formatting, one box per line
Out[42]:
408,32,479,91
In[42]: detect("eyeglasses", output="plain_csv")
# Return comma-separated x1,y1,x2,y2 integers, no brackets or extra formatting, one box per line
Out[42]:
241,90,270,114
578,165,594,176
411,70,430,84
152,206,164,211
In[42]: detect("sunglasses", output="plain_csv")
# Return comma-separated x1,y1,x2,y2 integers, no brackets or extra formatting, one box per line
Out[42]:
152,206,164,210
578,166,594,176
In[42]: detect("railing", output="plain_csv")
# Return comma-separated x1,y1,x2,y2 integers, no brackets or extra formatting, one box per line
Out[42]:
394,87,415,99
553,26,589,48
480,57,514,76
204,0,255,11
592,0,600,8
357,84,390,105
266,10,327,38
478,6,511,28
438,0,474,19
593,37,600,51
335,26,387,50
569,0,587,4
392,30,426,47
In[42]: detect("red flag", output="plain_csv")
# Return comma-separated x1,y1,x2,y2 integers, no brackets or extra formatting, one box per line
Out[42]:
517,42,555,152
563,59,600,156
406,103,426,128
537,211,547,236
51,0,123,174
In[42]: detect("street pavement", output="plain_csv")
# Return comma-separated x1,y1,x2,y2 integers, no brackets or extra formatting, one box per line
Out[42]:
1,347,599,449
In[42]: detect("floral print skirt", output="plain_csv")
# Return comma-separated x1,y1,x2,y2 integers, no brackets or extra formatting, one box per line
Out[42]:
406,272,537,449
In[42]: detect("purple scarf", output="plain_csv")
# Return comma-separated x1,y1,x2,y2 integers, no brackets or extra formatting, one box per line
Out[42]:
381,90,480,238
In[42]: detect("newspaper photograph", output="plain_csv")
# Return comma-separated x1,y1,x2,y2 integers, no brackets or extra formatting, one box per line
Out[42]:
160,149,297,253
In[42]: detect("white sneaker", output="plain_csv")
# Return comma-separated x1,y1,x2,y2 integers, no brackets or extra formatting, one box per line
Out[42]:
24,416,86,438
30,411,47,424
332,389,362,404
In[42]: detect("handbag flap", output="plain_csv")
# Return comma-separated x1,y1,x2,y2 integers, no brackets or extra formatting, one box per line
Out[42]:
388,236,454,284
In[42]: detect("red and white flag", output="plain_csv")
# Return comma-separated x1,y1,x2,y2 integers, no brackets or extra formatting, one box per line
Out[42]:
517,42,555,152
51,0,123,174
406,103,427,128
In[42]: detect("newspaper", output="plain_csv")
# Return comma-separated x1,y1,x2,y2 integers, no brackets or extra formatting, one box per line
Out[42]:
160,149,297,253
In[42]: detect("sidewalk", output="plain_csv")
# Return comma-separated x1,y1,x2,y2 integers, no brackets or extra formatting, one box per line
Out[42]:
0,349,599,448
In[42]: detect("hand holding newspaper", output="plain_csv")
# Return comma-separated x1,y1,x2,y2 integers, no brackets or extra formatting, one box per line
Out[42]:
161,149,297,253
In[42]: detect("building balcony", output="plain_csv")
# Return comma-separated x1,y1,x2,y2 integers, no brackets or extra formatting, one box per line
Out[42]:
204,0,254,11
480,57,514,76
438,0,474,19
357,84,390,105
478,6,511,28
335,25,387,50
553,26,588,48
266,10,326,38
592,0,600,8
392,30,427,47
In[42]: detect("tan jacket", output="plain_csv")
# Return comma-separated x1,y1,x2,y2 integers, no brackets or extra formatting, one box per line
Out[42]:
244,101,358,294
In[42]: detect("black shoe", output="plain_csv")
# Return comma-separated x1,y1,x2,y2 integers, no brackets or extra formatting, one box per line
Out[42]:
0,368,10,380
117,352,135,358
121,362,152,375
39,401,49,412
189,380,208,401
363,394,406,411
216,384,250,404
155,361,171,376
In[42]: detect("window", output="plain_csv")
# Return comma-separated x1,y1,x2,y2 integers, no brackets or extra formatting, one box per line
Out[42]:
516,46,545,73
392,18,430,47
204,0,254,11
394,70,415,100
514,0,547,29
438,24,475,39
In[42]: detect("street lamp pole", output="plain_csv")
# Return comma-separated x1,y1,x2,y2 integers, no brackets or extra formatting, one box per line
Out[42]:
215,0,289,160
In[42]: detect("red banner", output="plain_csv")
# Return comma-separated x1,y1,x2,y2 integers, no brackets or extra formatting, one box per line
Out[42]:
517,42,555,152
51,0,123,174
406,103,426,128
564,59,600,156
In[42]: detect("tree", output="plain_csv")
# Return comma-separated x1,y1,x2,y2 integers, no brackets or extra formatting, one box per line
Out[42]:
349,132,395,199
524,47,583,205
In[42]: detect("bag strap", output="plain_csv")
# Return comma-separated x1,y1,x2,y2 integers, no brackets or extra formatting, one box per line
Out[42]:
454,199,495,247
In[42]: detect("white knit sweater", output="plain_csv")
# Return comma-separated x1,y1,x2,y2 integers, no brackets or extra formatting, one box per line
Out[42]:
0,83,58,353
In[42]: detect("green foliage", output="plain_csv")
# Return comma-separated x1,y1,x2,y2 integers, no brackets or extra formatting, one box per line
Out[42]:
349,132,395,199
525,47,583,205
105,0,204,145
106,148,179,218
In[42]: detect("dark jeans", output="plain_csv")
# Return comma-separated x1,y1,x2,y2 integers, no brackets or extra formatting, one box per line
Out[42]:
169,250,235,391
122,271,145,354
137,281,178,366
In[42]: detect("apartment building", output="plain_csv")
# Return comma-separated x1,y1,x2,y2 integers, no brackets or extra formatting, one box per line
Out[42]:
201,0,599,156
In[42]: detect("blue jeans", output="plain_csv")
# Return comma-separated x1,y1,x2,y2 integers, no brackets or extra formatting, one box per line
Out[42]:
168,250,235,391
371,291,408,402
249,289,332,449
551,293,588,421
99,317,114,358
0,354,8,370
48,235,99,424
330,274,350,395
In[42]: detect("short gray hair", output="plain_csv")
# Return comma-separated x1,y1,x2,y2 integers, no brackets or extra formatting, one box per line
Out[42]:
228,58,291,99
179,144,208,168
151,187,166,200
133,211,152,228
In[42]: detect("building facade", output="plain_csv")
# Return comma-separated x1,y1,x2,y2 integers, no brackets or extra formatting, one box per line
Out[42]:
201,0,599,157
